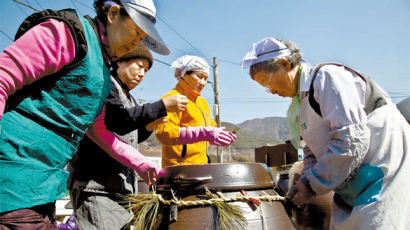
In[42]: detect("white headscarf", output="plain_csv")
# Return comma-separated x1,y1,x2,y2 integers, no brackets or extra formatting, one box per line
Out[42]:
241,37,292,69
171,55,210,79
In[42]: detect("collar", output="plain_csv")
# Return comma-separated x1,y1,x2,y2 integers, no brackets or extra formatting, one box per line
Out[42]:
95,18,114,63
175,80,201,101
299,60,314,93
111,71,131,95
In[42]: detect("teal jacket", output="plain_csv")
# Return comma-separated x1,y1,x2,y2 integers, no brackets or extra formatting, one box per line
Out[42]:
0,10,111,212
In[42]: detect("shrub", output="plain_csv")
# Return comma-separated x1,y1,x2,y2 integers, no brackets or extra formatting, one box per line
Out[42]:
232,154,250,162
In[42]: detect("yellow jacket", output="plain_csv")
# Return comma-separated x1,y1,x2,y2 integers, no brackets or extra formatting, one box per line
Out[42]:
155,81,216,167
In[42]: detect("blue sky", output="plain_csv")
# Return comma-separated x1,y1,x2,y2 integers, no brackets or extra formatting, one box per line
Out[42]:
1,0,409,124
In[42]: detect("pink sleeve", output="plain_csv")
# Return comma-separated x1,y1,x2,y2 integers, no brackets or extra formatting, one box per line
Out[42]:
0,18,76,119
86,107,160,181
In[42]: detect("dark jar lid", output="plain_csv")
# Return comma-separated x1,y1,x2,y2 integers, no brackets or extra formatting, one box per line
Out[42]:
156,163,273,192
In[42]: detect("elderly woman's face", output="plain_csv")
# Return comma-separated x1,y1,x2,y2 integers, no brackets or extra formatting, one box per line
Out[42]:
116,58,149,90
182,71,208,94
106,6,147,60
252,63,298,98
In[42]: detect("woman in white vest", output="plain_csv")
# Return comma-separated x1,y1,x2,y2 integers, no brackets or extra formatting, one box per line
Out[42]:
241,37,410,230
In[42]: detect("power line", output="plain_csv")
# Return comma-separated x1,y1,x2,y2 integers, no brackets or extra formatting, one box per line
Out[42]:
72,0,95,11
10,0,174,69
218,99,290,104
140,97,290,105
0,30,14,42
23,0,32,7
13,1,29,15
391,96,410,99
166,44,190,56
222,97,288,100
13,0,213,66
68,1,203,62
219,59,241,66
12,0,249,71
12,0,38,12
156,15,211,63
68,0,80,14
11,0,227,70
153,58,171,67
33,0,43,10
388,92,410,95
220,101,289,104
388,91,410,99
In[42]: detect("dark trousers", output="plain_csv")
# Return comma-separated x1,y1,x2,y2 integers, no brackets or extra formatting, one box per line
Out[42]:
0,203,56,230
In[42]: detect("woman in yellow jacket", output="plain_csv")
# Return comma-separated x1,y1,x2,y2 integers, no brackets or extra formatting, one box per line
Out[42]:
155,55,237,167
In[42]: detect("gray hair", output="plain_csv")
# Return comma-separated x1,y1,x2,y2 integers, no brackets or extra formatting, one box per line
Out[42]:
250,39,302,79
94,0,128,26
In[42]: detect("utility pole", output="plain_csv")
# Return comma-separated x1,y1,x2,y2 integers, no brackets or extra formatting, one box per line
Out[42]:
213,57,222,163
137,87,143,105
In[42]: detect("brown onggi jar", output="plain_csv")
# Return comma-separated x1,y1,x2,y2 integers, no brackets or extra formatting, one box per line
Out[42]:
153,163,295,230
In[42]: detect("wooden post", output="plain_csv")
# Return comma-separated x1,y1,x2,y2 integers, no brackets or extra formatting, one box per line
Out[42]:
213,57,222,163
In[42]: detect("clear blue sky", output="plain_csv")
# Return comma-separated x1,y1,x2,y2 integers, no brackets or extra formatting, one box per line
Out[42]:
1,0,409,124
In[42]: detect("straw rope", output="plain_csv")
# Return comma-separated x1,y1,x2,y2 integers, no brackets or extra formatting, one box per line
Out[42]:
127,190,285,207
122,189,286,230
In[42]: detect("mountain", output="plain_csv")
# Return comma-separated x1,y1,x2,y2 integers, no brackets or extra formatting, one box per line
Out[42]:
220,121,282,150
237,117,290,142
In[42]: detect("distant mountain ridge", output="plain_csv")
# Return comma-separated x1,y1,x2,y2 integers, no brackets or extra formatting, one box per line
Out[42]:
143,117,290,150
236,117,290,142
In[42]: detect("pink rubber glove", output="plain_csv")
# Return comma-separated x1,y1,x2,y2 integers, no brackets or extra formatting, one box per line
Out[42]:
179,126,237,146
86,107,160,186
